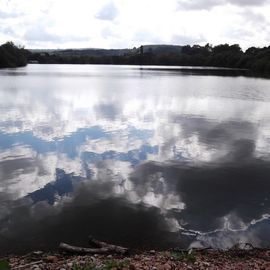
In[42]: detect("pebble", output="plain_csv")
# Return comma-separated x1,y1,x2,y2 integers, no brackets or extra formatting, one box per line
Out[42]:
33,251,43,256
67,262,73,267
5,249,270,270
203,261,211,267
45,255,58,263
129,263,137,270
164,263,172,270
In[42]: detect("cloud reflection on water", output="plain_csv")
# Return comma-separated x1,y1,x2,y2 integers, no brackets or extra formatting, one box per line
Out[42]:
1,65,270,253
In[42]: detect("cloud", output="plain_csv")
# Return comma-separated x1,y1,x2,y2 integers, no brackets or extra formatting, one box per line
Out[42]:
177,0,270,10
133,30,162,44
24,24,89,44
0,26,15,36
230,0,270,6
177,0,222,10
171,34,206,45
1,0,270,48
239,9,268,26
96,2,118,21
24,25,61,42
0,10,22,19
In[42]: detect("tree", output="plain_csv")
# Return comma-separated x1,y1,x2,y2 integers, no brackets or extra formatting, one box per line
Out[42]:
0,41,28,68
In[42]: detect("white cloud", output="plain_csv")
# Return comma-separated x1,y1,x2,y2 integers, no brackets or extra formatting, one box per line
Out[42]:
0,0,270,48
96,2,119,21
177,0,270,10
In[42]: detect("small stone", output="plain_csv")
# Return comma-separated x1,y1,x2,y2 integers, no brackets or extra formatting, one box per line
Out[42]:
33,251,43,256
67,262,73,267
202,262,210,267
157,263,171,270
129,263,137,270
164,263,171,270
45,255,58,263
150,250,156,255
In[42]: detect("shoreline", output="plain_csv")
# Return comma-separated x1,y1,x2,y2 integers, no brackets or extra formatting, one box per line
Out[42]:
2,247,270,270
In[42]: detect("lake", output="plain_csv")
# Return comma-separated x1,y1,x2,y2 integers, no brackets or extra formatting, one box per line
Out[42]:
1,64,270,254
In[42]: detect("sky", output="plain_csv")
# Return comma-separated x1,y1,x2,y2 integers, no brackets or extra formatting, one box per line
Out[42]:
0,0,270,49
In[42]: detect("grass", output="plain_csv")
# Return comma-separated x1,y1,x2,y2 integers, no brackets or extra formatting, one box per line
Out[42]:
0,260,10,270
170,250,196,263
103,259,130,269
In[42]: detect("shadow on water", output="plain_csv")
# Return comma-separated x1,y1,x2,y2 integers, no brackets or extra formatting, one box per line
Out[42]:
2,134,270,252
140,67,250,77
0,174,186,253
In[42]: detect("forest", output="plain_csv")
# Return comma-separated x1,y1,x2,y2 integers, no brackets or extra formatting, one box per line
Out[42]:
1,41,270,75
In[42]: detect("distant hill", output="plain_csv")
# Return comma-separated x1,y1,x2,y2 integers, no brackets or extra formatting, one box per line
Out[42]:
29,45,183,57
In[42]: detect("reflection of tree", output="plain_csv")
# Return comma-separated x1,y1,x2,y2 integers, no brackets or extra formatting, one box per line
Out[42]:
28,169,81,204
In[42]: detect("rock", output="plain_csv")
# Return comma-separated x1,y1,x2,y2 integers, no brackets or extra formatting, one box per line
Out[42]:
129,264,137,270
164,263,171,270
202,261,210,267
157,263,171,270
67,263,73,268
44,255,58,263
150,250,156,255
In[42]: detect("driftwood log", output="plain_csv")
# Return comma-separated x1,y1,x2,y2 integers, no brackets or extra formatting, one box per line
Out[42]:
59,236,128,255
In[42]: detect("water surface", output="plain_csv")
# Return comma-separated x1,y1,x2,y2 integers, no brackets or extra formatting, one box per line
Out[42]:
1,64,270,253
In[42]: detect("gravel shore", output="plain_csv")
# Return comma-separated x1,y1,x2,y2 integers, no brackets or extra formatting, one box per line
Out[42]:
2,248,270,270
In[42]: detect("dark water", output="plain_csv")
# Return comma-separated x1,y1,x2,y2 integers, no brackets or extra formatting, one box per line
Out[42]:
1,64,270,254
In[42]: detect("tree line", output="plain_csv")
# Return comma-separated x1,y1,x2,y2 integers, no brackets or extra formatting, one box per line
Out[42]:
1,41,270,75
28,43,270,75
